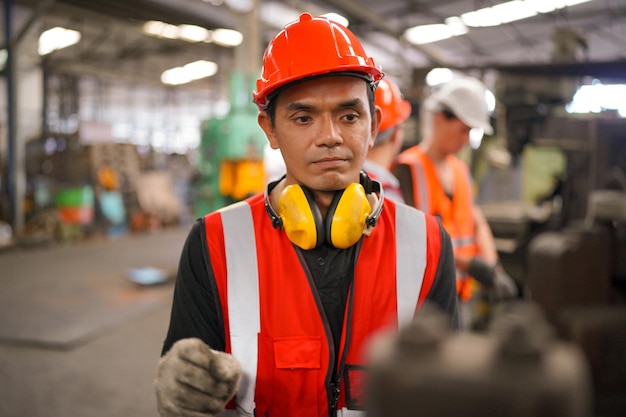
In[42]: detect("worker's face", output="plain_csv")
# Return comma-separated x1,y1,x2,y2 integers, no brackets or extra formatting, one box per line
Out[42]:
259,76,381,195
433,112,471,155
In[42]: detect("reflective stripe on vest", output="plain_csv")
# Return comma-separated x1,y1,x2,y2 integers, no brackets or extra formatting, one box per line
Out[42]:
410,161,430,213
395,203,427,329
338,409,366,416
220,201,259,416
220,200,426,415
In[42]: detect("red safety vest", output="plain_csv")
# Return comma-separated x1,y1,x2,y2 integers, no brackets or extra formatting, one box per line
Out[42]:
397,146,478,301
204,192,443,416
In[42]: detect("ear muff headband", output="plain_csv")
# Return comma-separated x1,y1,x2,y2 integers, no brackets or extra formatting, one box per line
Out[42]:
264,172,384,250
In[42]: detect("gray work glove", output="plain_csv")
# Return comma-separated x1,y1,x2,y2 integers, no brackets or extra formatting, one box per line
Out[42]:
468,258,518,300
155,338,242,417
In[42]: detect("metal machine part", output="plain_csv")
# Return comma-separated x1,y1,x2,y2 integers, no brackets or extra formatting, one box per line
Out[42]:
527,189,626,417
366,302,592,417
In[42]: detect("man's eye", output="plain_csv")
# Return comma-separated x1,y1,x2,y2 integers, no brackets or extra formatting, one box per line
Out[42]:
343,114,358,121
295,115,311,123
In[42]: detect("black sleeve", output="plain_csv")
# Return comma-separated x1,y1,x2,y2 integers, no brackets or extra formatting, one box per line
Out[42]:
161,219,225,355
392,163,416,208
422,222,460,329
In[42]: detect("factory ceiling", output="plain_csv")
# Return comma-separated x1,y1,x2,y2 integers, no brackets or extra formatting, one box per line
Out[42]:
7,0,626,88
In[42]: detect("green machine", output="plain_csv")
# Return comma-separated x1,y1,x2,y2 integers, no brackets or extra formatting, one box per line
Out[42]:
195,72,268,217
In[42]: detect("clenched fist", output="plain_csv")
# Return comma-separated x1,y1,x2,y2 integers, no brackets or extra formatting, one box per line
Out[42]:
155,338,242,417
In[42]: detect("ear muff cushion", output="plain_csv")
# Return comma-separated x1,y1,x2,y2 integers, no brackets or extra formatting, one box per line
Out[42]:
277,184,324,250
325,183,372,249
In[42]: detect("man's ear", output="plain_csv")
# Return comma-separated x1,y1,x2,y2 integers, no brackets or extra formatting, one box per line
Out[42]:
258,111,279,149
370,105,383,147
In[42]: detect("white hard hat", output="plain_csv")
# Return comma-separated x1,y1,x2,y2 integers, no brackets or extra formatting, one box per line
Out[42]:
431,77,493,135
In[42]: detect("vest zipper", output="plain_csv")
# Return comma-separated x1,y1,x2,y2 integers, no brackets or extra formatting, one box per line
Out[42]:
295,249,338,417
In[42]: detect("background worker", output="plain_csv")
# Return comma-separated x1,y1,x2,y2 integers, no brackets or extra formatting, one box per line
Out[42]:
393,76,517,328
155,13,458,417
363,77,412,203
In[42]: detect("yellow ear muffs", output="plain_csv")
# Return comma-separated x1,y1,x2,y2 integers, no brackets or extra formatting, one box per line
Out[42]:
277,184,324,250
325,183,372,249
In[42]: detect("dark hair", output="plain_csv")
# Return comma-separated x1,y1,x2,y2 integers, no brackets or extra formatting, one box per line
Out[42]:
265,76,377,127
439,104,458,121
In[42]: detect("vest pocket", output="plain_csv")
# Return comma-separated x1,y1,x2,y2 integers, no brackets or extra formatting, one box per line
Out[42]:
256,334,323,416
273,336,322,369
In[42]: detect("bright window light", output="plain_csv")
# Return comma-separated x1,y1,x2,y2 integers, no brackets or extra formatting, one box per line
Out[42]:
161,60,218,85
566,81,626,117
38,27,81,55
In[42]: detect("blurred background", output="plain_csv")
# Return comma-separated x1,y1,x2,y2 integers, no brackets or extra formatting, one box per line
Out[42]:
0,0,625,416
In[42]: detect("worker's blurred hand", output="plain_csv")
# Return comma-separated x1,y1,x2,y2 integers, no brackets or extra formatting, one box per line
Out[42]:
468,258,518,300
155,338,242,417
492,266,518,300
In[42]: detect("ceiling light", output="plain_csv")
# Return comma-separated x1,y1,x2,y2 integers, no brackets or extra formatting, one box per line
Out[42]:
178,25,210,42
404,24,454,45
161,60,218,85
38,27,81,55
444,17,468,36
525,0,593,13
405,0,596,47
143,21,179,39
209,28,243,47
493,1,537,23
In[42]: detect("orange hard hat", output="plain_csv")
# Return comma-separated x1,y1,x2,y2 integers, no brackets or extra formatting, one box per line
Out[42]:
253,13,383,108
375,78,411,132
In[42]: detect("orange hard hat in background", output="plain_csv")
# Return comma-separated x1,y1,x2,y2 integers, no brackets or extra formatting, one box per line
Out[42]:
253,13,384,108
375,78,412,132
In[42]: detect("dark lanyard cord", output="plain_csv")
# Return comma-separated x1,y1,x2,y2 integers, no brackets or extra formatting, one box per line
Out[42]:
330,243,360,412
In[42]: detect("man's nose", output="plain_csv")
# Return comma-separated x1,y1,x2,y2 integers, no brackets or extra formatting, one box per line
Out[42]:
315,115,343,147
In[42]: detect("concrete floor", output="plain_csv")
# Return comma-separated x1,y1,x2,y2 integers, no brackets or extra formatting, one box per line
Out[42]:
0,226,189,417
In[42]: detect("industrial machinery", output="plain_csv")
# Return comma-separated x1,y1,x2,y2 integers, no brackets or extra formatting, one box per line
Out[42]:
194,71,267,216
366,302,593,417
479,29,626,417
526,187,626,417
